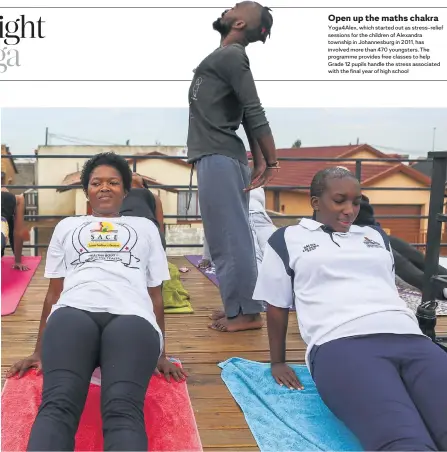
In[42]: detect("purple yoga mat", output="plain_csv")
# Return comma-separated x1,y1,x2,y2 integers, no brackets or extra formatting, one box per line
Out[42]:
185,255,220,287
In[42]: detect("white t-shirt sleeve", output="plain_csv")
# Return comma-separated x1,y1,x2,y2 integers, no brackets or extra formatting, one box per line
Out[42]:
145,222,171,287
44,220,67,278
253,240,294,309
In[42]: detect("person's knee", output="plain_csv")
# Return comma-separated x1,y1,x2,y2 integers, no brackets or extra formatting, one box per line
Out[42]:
378,439,436,451
40,372,88,427
359,422,437,451
101,381,145,427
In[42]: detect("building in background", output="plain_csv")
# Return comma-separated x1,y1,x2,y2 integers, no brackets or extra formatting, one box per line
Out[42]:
1,144,18,185
35,145,202,255
36,145,197,222
33,143,435,254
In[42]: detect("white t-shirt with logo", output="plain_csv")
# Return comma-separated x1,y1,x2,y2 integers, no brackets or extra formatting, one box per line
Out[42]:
45,215,170,353
253,218,425,368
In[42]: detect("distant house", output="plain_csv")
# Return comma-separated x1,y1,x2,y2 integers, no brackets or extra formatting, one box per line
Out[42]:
261,144,432,244
33,143,433,248
57,170,178,219
35,145,204,255
1,144,18,185
35,145,196,224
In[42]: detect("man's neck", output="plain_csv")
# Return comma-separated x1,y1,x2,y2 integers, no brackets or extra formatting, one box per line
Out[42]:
220,32,248,47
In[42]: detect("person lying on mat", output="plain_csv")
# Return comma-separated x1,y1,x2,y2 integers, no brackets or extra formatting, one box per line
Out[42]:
355,193,447,300
120,172,167,249
6,152,187,452
1,171,29,270
254,166,447,452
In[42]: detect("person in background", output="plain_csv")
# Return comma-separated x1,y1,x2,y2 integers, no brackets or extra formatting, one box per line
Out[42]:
249,187,276,271
1,171,29,270
120,173,166,249
355,193,447,300
255,167,447,451
198,236,213,269
199,187,276,272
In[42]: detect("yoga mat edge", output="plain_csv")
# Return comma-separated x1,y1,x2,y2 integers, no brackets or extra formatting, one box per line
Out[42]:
1,256,41,316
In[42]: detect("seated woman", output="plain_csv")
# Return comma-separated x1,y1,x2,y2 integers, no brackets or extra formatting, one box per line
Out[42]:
7,153,187,452
120,172,166,249
254,167,447,451
1,171,29,270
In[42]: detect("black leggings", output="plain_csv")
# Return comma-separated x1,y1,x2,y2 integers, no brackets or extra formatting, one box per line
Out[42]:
390,235,447,299
1,232,5,257
27,307,160,451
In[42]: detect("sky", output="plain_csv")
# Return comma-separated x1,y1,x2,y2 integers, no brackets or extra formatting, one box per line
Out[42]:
1,108,446,158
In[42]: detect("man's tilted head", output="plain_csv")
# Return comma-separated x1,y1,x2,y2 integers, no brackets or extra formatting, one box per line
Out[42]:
213,2,273,45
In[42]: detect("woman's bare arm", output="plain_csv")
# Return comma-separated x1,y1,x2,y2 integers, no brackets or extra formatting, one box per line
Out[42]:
13,194,26,266
154,194,165,234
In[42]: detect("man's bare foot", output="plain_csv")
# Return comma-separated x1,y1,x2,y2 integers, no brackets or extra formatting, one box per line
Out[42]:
208,313,263,332
209,310,225,320
198,259,211,269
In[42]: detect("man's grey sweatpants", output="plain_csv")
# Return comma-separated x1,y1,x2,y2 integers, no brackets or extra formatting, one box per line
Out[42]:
196,154,263,318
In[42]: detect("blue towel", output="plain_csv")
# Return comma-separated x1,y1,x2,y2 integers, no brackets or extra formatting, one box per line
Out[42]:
218,357,362,451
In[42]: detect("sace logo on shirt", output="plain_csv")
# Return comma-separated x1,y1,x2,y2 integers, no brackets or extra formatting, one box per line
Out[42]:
71,220,140,268
363,236,383,249
88,221,120,248
303,243,319,253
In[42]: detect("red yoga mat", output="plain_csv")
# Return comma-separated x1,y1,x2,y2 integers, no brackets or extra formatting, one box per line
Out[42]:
1,367,202,451
1,256,41,316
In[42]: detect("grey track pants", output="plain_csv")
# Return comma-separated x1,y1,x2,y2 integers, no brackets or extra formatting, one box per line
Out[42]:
196,154,263,317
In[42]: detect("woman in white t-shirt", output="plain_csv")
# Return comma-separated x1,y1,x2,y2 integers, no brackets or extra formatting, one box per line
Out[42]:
7,152,187,451
254,167,447,451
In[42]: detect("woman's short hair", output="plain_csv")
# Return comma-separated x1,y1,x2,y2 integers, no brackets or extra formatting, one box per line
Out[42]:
80,152,132,193
310,167,357,197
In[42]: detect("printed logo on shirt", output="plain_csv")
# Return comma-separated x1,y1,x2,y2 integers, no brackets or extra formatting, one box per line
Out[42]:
70,221,140,268
191,76,203,101
303,243,319,253
88,221,120,248
363,237,383,249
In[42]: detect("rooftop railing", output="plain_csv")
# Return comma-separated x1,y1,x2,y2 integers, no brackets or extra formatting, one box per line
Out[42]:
2,152,445,254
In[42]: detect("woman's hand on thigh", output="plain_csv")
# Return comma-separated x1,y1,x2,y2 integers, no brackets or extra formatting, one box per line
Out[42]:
271,363,303,390
155,357,188,383
6,352,41,378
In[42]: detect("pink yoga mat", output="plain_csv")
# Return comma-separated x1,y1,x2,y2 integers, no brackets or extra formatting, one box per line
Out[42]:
1,256,41,316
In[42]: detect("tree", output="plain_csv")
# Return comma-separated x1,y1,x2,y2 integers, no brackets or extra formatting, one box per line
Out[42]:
292,139,302,148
